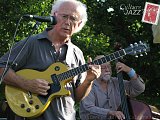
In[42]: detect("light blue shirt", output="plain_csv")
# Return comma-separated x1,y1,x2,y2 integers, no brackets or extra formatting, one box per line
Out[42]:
79,77,145,120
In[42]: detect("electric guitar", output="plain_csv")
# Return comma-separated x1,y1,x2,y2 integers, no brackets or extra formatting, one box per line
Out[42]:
5,41,149,118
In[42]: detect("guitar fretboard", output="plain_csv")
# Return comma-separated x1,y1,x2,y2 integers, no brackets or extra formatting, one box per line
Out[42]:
57,49,126,81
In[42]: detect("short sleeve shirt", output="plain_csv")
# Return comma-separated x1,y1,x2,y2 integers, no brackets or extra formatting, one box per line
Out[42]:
0,29,86,120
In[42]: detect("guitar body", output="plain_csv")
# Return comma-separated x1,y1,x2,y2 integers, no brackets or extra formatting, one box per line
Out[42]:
5,62,73,118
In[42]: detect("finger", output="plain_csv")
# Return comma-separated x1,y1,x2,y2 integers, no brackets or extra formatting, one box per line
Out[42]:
121,113,125,119
117,65,123,72
117,68,122,73
37,79,50,90
116,114,123,120
91,70,98,77
117,66,122,70
40,85,50,90
118,112,125,120
38,79,50,85
87,56,92,63
39,91,48,96
38,87,50,95
93,70,100,79
116,114,120,120
40,89,48,93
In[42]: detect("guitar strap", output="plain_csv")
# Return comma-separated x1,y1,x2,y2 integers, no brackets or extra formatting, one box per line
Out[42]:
55,44,68,62
57,43,83,88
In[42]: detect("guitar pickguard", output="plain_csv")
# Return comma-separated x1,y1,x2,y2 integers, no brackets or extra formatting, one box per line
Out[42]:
38,82,61,104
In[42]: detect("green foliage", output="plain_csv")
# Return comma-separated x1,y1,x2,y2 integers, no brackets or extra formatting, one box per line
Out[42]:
0,0,160,117
0,0,53,56
72,25,111,59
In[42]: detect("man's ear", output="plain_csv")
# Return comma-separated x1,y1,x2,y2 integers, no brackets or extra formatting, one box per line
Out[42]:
54,12,58,16
78,20,82,27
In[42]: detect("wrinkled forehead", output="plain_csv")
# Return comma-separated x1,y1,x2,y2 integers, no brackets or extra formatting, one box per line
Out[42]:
101,62,111,68
57,2,81,17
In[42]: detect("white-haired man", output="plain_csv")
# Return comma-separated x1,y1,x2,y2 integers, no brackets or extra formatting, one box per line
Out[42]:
0,0,101,120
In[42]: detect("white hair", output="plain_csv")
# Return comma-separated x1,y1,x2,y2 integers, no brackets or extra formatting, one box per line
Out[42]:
94,55,105,60
51,0,88,33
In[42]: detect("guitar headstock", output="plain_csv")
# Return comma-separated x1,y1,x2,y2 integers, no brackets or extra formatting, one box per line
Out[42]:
124,41,150,57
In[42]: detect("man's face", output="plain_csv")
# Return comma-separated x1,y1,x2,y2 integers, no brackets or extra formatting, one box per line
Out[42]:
99,63,112,82
54,2,82,38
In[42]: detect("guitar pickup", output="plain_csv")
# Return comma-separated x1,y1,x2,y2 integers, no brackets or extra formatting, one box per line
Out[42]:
51,74,60,86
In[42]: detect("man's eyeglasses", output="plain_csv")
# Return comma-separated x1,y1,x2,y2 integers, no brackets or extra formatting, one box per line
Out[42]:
58,13,80,23
101,65,111,70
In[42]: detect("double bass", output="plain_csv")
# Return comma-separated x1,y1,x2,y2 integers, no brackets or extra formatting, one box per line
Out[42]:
114,42,160,120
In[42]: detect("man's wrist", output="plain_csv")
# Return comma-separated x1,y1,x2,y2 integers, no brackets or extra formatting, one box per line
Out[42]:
127,68,136,78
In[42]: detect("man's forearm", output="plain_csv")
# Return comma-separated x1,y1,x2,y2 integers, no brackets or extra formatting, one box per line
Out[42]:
0,68,24,88
75,80,93,102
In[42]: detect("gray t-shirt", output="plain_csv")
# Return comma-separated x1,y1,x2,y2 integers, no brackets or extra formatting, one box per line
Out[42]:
0,29,86,120
79,77,145,120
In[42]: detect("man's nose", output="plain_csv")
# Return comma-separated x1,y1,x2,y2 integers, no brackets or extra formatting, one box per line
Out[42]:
64,16,72,24
64,19,72,26
105,67,109,71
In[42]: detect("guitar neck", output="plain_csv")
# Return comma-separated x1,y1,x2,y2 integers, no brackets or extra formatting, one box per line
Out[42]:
57,49,126,81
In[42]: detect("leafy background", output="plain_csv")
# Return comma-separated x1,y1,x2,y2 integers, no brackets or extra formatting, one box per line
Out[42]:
0,0,160,118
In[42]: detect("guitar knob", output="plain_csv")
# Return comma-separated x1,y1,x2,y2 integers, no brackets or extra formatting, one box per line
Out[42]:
29,100,33,105
55,66,60,71
35,105,39,109
26,108,31,112
21,104,25,108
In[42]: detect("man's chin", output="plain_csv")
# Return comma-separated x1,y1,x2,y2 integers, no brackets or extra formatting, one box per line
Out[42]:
102,75,111,81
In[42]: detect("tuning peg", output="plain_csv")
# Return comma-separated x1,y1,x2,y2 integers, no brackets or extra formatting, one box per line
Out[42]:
145,52,147,55
134,42,138,46
134,51,137,55
135,55,138,58
140,54,143,56
130,44,133,48
139,41,142,44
